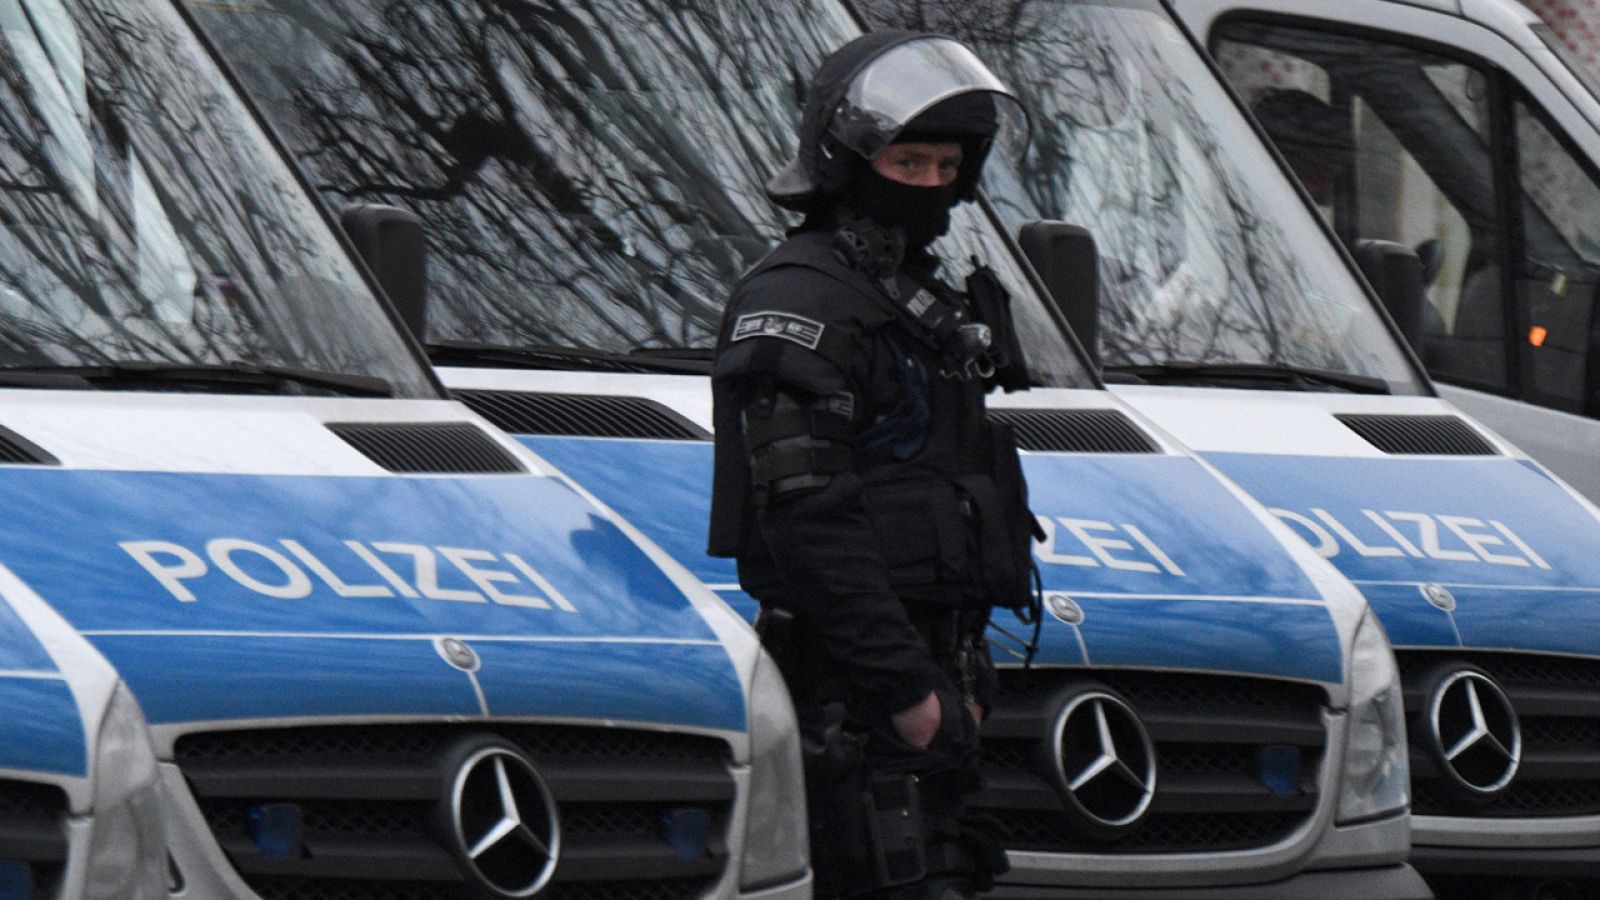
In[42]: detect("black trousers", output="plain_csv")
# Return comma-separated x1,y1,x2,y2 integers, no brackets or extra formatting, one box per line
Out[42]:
762,601,1002,899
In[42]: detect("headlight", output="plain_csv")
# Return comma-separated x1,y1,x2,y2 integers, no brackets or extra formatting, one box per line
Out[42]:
738,650,809,891
84,683,165,900
1338,609,1409,823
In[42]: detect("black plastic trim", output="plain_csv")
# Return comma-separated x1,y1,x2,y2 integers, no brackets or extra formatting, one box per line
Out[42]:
0,425,56,465
1335,414,1498,455
979,670,1327,853
175,724,734,895
989,408,1159,453
326,421,525,473
455,389,710,441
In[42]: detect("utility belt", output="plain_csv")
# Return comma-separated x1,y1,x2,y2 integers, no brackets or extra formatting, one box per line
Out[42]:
860,420,1038,615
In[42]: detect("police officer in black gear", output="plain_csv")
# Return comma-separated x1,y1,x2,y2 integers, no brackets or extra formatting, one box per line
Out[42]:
707,30,1037,900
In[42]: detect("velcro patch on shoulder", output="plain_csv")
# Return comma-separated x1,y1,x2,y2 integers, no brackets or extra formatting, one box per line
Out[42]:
731,312,825,350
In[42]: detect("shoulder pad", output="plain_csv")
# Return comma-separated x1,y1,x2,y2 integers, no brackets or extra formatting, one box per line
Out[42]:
742,232,897,329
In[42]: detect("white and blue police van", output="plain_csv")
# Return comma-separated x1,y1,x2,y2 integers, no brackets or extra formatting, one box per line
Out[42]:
188,0,1436,896
1182,0,1600,512
858,0,1600,896
2,569,165,900
0,2,809,899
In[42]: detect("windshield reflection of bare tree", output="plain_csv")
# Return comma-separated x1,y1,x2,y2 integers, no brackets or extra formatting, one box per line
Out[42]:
210,0,830,354
859,0,1350,370
0,3,321,374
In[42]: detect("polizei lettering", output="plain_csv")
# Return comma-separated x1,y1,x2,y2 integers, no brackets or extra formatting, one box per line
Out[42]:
1269,508,1551,569
119,539,578,610
1034,516,1186,576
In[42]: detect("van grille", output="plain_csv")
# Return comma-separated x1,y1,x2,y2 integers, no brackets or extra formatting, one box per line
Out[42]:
1335,414,1497,456
988,409,1158,453
326,422,525,473
454,390,709,440
0,779,68,899
1400,651,1600,817
174,725,733,899
979,670,1327,853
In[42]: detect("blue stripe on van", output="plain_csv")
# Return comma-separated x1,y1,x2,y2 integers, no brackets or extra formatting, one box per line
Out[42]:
1073,596,1341,683
0,469,717,641
0,468,743,731
527,437,1338,682
0,600,53,672
1209,453,1600,655
89,635,483,724
0,676,85,776
473,640,745,732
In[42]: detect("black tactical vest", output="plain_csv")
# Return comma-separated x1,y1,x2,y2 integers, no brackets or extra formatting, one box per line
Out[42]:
708,230,1035,612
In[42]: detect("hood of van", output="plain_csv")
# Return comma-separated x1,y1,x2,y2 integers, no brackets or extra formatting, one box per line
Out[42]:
1116,387,1600,658
524,434,1346,687
0,601,84,776
1209,453,1600,655
0,468,745,734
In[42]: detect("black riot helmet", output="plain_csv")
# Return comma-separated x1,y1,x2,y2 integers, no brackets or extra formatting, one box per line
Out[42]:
767,30,1028,211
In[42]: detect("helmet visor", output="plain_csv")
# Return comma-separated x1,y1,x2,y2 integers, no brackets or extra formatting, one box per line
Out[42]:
829,37,1029,162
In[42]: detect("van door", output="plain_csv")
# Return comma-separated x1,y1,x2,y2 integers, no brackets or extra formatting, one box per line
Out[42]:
1205,8,1600,500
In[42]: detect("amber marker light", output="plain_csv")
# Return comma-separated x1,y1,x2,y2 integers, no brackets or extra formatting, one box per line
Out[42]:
1529,325,1549,347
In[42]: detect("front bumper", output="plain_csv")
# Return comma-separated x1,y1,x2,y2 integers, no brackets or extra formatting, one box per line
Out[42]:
739,872,814,899
1411,813,1600,879
998,808,1418,896
984,864,1431,899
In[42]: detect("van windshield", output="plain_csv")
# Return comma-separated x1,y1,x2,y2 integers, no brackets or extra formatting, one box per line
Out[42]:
0,0,434,395
184,0,1092,387
856,0,1425,394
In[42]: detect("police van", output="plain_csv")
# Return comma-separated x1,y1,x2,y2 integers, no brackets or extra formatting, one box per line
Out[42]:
1177,0,1600,514
2,572,165,900
859,0,1600,896
0,2,809,900
187,0,1439,896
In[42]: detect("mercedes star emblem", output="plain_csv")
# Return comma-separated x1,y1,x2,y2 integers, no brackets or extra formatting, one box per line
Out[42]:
1427,668,1521,797
1046,592,1084,625
447,744,561,897
1048,689,1157,836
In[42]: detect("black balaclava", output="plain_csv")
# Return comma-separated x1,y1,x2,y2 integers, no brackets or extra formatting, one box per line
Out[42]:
839,91,996,252
843,166,960,252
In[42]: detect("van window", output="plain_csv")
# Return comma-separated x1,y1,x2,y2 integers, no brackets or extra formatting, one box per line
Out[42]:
185,0,1092,388
1216,19,1600,415
0,0,435,395
1514,97,1600,412
856,0,1423,395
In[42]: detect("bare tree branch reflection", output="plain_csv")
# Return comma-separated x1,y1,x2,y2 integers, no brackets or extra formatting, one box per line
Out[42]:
189,0,1089,384
858,0,1408,381
0,0,429,394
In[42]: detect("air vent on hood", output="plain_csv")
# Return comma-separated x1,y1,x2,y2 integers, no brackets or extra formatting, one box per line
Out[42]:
326,422,525,473
1335,414,1497,456
454,389,710,440
0,425,54,465
989,408,1159,453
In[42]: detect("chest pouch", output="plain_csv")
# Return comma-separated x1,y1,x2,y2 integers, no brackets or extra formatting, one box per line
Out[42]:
965,264,1032,393
962,416,1044,614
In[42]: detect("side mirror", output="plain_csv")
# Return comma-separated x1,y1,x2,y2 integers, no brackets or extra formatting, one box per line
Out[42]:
1353,239,1426,351
1017,221,1100,368
341,203,428,341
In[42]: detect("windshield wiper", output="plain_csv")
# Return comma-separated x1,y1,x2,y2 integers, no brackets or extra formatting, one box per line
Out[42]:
427,339,712,375
0,361,394,396
1105,361,1392,395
